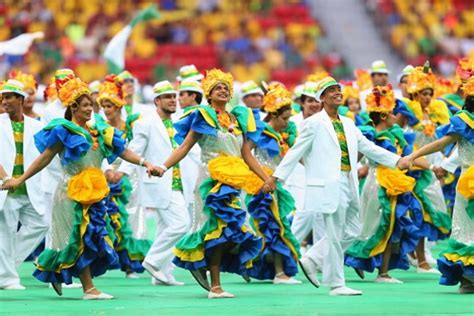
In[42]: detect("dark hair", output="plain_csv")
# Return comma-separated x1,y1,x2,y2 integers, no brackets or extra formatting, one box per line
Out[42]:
190,91,203,105
63,94,93,121
464,95,474,113
263,104,292,122
369,112,383,125
301,94,308,103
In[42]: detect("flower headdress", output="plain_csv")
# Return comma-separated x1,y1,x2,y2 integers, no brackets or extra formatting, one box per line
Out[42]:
202,68,233,99
407,61,436,94
461,76,474,97
58,77,90,108
97,74,125,108
365,84,395,113
354,68,372,91
9,70,37,92
43,77,57,102
340,81,360,105
456,57,474,81
262,83,292,113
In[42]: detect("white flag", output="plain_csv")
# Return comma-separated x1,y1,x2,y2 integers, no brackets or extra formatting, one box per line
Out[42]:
0,32,44,56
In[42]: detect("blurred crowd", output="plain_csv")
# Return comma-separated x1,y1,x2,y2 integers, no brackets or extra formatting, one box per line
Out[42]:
366,0,474,77
0,0,349,88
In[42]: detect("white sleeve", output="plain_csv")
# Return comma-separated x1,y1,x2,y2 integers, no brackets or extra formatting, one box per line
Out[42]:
118,119,149,176
440,147,460,173
356,126,400,168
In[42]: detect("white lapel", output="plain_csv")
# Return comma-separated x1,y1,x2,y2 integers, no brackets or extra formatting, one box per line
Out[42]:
23,115,34,152
320,109,339,146
152,110,172,148
0,114,15,149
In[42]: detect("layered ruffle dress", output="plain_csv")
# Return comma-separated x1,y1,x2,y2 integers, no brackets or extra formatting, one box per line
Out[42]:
172,106,263,275
345,125,421,272
436,110,474,286
402,99,452,241
101,113,151,273
32,118,125,284
244,122,300,280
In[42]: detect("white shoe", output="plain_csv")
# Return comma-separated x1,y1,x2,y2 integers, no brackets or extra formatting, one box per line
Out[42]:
329,286,362,296
142,261,169,284
64,282,82,289
126,272,140,279
273,276,302,285
208,288,235,299
424,250,437,265
407,255,418,267
298,257,320,288
83,292,114,300
2,284,26,290
375,275,403,284
151,276,185,286
416,267,440,274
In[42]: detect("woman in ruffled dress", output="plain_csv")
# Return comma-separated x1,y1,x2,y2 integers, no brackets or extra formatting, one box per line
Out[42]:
1,76,155,300
401,63,452,273
345,85,426,283
97,75,151,278
244,84,301,284
153,69,274,299
402,77,474,294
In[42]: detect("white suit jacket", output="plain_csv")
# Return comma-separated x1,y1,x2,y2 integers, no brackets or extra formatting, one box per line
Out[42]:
0,114,45,214
118,110,194,209
273,109,400,214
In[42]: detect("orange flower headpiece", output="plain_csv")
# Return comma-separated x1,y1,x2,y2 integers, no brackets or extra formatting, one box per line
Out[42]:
461,77,474,97
262,83,292,113
43,77,57,102
55,68,76,91
9,70,38,92
58,77,90,108
407,61,436,94
202,68,233,99
306,70,329,84
354,68,372,91
366,84,395,113
341,81,360,105
97,75,126,108
456,57,474,81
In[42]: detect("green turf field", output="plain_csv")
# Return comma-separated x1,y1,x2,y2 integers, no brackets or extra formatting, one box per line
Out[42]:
1,218,473,315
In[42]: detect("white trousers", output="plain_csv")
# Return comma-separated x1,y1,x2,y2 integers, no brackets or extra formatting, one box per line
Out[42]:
144,191,190,278
0,194,49,287
304,173,360,288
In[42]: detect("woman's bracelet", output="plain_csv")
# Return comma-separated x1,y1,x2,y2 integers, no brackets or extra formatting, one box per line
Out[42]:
139,157,146,166
159,164,168,172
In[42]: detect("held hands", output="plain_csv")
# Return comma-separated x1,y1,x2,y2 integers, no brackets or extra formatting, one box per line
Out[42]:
105,170,124,184
0,177,23,192
397,155,414,170
262,176,277,193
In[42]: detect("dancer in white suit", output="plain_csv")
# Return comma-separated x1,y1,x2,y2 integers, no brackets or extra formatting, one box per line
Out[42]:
0,80,48,290
266,77,402,296
118,80,192,285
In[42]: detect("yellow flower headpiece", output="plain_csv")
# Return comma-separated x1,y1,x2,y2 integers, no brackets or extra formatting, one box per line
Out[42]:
306,70,329,84
461,77,474,96
97,75,126,108
341,81,359,105
9,70,37,92
407,62,436,94
456,56,474,81
262,83,292,113
434,77,456,98
366,84,395,113
58,77,90,108
202,68,233,99
354,68,372,91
